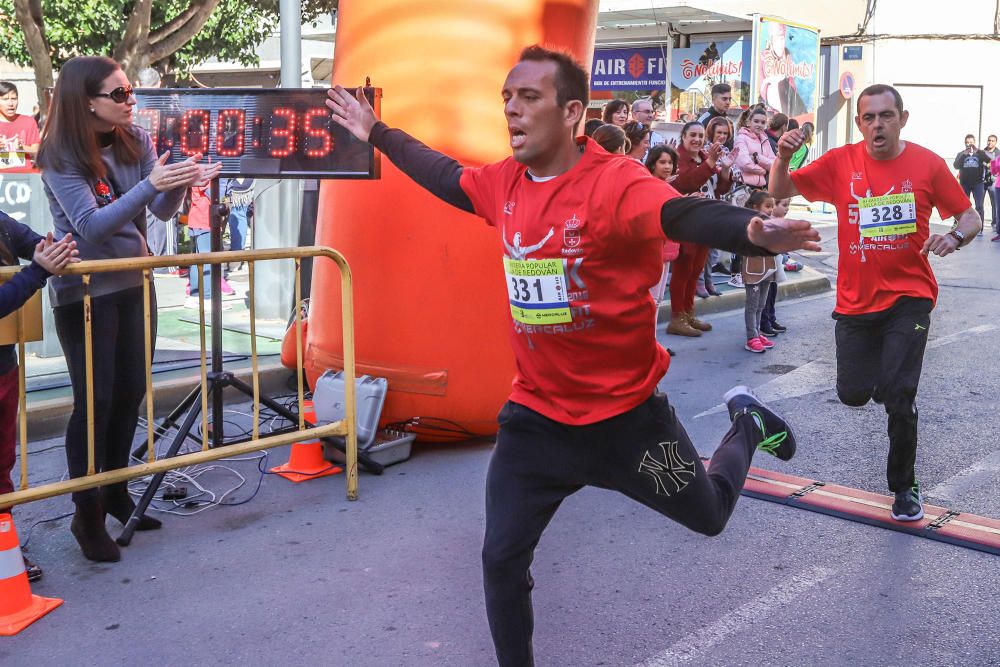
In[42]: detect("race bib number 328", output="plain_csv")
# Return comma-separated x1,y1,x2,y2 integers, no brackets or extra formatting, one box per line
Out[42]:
857,192,917,238
503,257,572,325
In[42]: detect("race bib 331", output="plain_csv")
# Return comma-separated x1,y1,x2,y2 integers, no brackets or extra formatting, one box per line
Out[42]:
503,257,572,325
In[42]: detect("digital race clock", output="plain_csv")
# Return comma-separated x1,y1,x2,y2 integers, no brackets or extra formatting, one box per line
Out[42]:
133,87,381,178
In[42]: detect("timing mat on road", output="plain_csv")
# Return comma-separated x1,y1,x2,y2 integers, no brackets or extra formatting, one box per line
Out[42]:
735,465,1000,556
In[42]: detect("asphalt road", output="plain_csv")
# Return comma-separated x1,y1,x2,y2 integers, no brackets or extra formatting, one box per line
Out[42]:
4,221,999,666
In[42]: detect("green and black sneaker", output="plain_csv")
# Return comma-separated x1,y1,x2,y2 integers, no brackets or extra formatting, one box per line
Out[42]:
890,483,924,522
723,385,797,461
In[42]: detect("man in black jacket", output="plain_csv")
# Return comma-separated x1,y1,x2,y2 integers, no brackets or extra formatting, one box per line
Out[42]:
954,134,990,230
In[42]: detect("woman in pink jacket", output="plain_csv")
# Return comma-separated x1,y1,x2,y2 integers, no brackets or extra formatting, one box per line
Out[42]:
733,105,774,189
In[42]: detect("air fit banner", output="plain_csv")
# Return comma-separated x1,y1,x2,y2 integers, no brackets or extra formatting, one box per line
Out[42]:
591,47,668,90
750,16,820,124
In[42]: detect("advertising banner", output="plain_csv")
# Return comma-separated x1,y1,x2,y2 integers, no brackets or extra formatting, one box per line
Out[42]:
670,38,751,112
750,16,820,124
591,47,668,91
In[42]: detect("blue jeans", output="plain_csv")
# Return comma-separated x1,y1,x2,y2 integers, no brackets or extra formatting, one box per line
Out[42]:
228,207,249,251
962,182,986,227
187,229,213,299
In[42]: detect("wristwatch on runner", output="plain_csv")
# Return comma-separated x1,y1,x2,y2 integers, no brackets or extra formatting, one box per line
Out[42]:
947,228,965,248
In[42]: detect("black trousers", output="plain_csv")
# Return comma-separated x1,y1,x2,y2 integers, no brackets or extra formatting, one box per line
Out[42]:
834,296,931,493
482,392,760,667
54,286,155,502
760,280,778,329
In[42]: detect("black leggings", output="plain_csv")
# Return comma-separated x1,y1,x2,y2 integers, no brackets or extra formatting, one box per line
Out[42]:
482,392,760,667
834,296,931,493
54,286,155,502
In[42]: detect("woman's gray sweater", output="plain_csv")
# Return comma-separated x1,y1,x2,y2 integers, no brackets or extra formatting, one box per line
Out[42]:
41,127,186,305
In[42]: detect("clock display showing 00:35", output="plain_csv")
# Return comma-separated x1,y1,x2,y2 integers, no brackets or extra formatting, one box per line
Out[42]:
132,88,379,178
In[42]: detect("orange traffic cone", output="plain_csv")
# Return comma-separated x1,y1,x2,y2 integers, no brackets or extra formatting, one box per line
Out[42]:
0,513,62,636
270,400,343,483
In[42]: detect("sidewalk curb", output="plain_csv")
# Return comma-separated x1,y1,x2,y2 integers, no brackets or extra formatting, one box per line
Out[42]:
25,361,296,441
656,267,832,320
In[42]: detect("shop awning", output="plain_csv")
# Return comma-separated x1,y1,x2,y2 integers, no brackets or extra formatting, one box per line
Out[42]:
597,4,752,45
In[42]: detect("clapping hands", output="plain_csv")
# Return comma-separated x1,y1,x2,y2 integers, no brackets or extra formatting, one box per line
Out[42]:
149,152,224,192
705,142,724,169
720,145,740,169
32,232,79,275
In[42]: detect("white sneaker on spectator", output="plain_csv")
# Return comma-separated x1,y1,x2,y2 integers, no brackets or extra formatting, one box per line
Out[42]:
727,274,744,288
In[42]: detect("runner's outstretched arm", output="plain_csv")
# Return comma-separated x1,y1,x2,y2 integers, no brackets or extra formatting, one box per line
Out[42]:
660,196,821,255
768,129,803,199
326,85,473,213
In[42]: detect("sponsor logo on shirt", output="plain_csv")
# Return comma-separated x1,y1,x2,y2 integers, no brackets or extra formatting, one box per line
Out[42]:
503,201,516,215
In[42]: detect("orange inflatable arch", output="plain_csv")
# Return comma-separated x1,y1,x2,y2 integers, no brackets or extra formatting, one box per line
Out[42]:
303,0,599,440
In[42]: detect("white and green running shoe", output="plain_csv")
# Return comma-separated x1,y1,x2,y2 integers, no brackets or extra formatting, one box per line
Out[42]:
723,385,797,461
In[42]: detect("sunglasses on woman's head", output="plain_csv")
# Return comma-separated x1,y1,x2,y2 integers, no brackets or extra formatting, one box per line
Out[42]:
95,85,134,104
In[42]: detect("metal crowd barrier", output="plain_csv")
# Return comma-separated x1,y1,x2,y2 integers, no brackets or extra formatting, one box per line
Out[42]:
0,246,358,508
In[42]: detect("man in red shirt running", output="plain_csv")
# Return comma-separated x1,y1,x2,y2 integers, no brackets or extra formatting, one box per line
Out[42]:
769,84,981,523
327,46,820,666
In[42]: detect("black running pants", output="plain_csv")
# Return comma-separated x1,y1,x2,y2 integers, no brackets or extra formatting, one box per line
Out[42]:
482,392,760,667
834,296,931,493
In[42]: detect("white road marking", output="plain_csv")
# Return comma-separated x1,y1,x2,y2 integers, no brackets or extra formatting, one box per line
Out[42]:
694,359,836,418
636,565,836,667
925,449,1000,501
924,323,997,350
695,324,998,418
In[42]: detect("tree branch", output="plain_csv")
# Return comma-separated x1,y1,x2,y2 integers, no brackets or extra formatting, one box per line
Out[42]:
113,0,153,74
148,4,201,46
12,0,53,107
147,0,222,62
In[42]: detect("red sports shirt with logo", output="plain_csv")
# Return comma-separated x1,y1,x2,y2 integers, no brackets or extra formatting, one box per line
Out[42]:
459,138,680,425
791,141,970,315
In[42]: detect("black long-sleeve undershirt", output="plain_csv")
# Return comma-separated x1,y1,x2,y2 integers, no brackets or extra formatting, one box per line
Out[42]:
369,122,474,213
659,197,774,256
367,121,773,257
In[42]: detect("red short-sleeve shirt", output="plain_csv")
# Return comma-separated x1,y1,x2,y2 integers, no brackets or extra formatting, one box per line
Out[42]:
0,114,40,170
460,137,681,425
791,141,970,315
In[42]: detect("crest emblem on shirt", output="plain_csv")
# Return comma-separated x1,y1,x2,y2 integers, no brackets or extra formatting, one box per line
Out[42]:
851,171,863,181
901,178,913,193
563,228,581,248
564,214,582,229
503,201,516,215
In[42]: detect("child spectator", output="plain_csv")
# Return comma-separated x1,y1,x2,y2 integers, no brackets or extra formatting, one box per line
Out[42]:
760,197,791,336
742,191,778,352
1,216,78,580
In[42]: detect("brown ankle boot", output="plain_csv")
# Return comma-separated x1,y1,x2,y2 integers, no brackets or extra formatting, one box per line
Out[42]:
666,313,702,337
71,497,121,562
686,311,713,332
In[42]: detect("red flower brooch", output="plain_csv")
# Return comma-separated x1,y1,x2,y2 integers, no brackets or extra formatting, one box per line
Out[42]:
94,180,116,207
